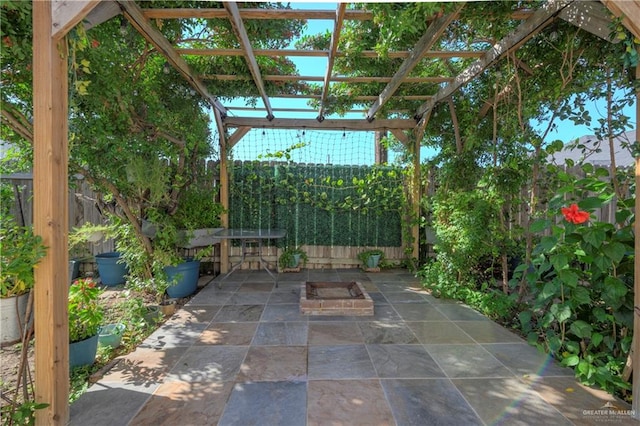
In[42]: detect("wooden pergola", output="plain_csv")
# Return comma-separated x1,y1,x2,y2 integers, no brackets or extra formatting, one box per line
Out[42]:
32,1,640,423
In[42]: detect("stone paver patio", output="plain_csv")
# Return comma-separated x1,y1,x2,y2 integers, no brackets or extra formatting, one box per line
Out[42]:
70,269,636,425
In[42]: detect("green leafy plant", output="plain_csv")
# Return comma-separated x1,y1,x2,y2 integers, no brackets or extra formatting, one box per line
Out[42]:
0,215,47,298
0,400,49,426
278,246,308,269
357,249,385,268
68,278,104,343
173,185,225,230
513,187,634,395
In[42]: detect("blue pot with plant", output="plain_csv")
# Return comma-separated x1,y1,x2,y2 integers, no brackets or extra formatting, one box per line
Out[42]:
164,259,200,298
95,252,128,286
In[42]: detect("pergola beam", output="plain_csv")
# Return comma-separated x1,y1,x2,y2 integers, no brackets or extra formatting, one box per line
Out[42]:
318,3,347,120
202,74,453,84
51,0,100,39
143,8,374,20
228,126,252,148
366,7,462,121
142,7,534,21
415,0,574,126
224,117,416,131
178,48,485,59
275,94,432,101
117,0,228,117
602,0,640,39
224,2,274,120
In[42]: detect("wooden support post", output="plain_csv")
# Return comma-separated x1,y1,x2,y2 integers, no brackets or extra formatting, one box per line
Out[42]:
214,109,230,273
374,130,388,164
411,130,421,261
632,49,640,420
33,2,70,424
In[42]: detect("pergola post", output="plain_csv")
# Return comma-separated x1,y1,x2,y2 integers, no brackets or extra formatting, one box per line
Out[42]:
33,2,70,423
632,48,640,420
214,109,230,273
411,131,421,261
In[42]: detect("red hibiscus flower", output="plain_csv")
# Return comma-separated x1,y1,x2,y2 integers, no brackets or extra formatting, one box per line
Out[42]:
561,204,589,224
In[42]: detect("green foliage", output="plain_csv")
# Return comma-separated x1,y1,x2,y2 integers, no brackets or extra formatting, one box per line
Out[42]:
418,261,516,321
431,189,501,278
68,278,104,343
230,162,405,248
0,400,48,426
278,247,308,269
357,249,385,268
173,184,225,230
512,170,634,395
0,215,47,298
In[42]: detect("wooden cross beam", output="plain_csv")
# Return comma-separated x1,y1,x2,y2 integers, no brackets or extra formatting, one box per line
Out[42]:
414,0,575,127
224,2,274,120
366,6,463,122
317,3,347,121
117,0,228,117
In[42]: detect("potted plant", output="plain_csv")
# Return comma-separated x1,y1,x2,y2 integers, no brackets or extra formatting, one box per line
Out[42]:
70,223,128,286
163,247,212,299
68,278,104,368
357,249,385,269
127,276,176,318
0,215,47,345
98,323,126,349
279,246,308,270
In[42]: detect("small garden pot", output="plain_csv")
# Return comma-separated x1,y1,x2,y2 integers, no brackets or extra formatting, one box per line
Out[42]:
164,260,200,298
159,300,176,317
366,254,381,268
143,305,162,325
95,252,128,286
98,323,125,349
288,253,302,268
69,334,99,368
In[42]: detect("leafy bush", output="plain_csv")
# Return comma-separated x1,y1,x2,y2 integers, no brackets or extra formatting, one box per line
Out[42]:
512,168,634,395
419,260,516,321
431,189,501,279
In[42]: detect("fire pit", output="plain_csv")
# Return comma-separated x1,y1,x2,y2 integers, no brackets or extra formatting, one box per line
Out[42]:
300,281,374,316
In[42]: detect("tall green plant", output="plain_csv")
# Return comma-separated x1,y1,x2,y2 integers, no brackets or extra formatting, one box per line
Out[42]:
512,165,634,394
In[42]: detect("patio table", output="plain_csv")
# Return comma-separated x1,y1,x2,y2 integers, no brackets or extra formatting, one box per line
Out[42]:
214,228,286,287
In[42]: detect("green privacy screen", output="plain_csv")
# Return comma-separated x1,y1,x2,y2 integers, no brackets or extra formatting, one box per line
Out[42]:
229,161,404,248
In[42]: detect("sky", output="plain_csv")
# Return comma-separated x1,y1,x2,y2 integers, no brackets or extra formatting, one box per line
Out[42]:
219,2,637,164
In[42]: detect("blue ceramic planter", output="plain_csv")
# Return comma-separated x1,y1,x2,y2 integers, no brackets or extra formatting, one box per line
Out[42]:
164,260,200,298
98,323,125,349
366,254,381,268
69,334,99,368
95,252,127,286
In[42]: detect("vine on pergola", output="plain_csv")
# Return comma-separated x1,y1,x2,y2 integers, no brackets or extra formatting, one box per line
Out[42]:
0,1,308,279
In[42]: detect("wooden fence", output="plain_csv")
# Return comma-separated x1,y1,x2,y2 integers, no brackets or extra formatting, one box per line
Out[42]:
3,163,629,273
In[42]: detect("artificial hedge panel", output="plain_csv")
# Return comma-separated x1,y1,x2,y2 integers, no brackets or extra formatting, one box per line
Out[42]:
229,161,403,248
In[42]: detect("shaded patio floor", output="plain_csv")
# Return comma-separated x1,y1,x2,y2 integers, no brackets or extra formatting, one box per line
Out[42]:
70,269,636,425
